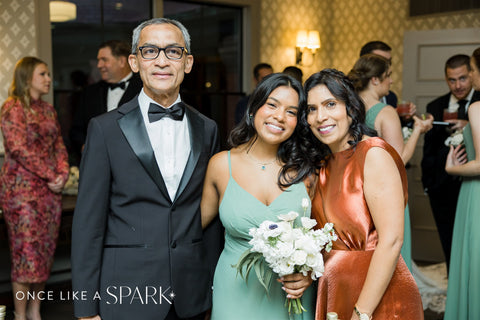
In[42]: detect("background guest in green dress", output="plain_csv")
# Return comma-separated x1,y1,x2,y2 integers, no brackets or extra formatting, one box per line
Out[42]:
348,54,433,270
201,73,314,320
443,47,480,319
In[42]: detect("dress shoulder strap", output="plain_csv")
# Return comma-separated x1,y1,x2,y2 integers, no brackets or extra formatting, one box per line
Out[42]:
227,150,232,177
365,102,388,130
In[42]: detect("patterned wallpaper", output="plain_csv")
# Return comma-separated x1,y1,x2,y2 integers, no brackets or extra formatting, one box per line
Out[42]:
2,0,478,102
0,0,479,110
260,0,480,95
0,0,37,104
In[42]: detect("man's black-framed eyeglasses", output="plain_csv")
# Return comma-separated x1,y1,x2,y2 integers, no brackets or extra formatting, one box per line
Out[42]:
137,45,188,60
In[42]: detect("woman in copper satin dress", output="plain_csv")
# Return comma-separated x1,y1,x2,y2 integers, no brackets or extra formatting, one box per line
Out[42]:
282,69,423,320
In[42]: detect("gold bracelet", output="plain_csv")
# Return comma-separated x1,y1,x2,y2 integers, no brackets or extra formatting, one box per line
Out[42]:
354,305,372,320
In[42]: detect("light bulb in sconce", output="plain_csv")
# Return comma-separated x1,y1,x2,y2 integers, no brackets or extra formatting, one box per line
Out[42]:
295,30,321,66
50,1,77,22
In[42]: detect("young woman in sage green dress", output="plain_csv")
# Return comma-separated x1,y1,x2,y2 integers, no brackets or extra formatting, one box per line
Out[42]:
201,73,314,320
444,47,480,320
348,54,433,270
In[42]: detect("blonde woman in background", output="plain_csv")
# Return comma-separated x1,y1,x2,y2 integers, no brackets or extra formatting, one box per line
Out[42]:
0,57,69,320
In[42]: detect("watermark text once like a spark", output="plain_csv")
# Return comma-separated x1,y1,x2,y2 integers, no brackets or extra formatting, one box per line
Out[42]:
16,286,174,305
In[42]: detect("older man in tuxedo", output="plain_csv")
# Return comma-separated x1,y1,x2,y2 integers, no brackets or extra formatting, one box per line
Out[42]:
70,40,143,164
71,18,222,320
422,54,480,271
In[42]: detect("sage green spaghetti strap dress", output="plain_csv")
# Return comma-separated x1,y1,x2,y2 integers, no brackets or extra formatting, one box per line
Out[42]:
211,151,314,320
444,123,480,319
365,102,413,271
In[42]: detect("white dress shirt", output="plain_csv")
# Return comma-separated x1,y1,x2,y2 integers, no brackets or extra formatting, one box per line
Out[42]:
138,89,191,201
447,88,474,113
107,72,133,112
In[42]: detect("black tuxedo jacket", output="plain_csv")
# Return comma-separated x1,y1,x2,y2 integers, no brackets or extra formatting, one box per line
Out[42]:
69,73,143,162
71,97,222,320
421,90,480,194
385,90,398,107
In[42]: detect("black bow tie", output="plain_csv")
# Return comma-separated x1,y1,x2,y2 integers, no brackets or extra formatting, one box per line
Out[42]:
148,102,185,122
109,81,126,90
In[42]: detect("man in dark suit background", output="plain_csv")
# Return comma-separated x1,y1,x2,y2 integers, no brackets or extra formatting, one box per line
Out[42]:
69,40,143,165
234,62,273,124
421,54,480,271
71,18,222,320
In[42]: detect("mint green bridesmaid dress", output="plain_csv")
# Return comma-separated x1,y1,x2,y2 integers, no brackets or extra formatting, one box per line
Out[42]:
365,102,412,271
444,123,480,319
211,151,314,320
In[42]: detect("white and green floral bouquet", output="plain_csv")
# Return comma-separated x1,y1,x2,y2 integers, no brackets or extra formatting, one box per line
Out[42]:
233,198,337,315
445,129,464,147
402,127,413,142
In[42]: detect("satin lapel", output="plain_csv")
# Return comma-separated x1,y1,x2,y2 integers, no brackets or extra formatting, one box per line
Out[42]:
174,106,203,202
117,107,171,202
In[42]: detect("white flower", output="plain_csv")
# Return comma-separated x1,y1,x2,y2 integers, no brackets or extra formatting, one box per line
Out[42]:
300,217,317,230
290,250,308,266
445,129,464,147
273,263,295,277
402,127,413,141
301,198,310,209
295,234,319,254
278,211,299,222
276,241,295,257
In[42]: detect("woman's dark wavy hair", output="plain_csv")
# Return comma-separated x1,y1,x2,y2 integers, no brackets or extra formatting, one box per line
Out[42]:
228,73,305,186
280,68,377,187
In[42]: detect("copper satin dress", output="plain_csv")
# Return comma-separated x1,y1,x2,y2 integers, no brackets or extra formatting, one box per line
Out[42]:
311,137,423,320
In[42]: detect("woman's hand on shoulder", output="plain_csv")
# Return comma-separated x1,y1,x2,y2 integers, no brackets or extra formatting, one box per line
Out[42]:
278,272,313,299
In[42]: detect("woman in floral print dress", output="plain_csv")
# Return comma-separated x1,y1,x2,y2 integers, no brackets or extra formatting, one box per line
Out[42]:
0,57,69,320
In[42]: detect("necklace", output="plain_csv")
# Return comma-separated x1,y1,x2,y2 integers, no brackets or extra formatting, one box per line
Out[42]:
246,151,278,170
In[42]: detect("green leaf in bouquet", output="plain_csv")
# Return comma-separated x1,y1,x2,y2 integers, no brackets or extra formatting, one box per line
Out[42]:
244,253,262,285
232,249,275,297
254,259,274,294
232,250,262,285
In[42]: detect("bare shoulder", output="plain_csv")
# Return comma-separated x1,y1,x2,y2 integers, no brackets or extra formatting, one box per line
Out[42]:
208,150,229,171
365,146,394,165
378,104,399,120
469,102,480,121
364,146,399,180
206,150,230,181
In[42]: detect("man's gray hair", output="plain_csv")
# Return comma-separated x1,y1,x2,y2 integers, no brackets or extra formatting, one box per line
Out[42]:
131,18,191,55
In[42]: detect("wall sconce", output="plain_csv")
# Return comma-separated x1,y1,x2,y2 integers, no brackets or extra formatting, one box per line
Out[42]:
295,30,321,66
50,1,77,22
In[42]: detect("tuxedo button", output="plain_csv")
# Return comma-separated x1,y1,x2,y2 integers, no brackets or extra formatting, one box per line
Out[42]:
171,241,177,248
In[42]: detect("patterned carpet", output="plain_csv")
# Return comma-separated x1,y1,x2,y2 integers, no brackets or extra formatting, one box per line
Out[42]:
416,262,448,319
